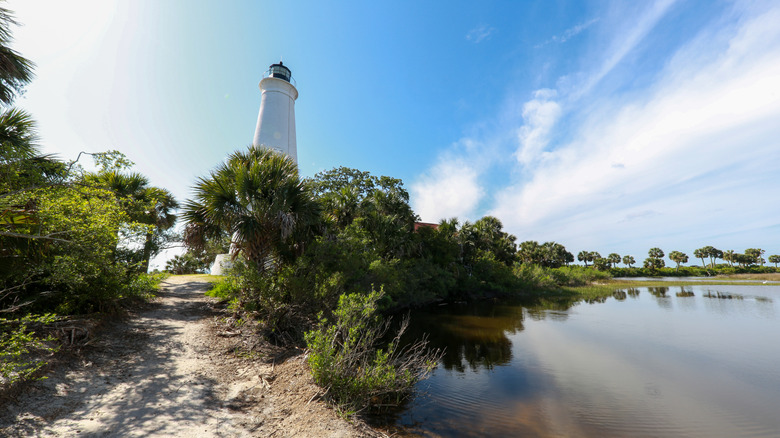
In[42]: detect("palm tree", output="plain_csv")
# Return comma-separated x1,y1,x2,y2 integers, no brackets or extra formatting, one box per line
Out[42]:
83,171,179,271
137,187,178,272
0,108,66,274
577,250,590,267
723,249,735,267
0,5,34,106
668,251,688,272
182,146,320,271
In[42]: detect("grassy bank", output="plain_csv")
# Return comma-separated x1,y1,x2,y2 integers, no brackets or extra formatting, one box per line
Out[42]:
527,274,780,305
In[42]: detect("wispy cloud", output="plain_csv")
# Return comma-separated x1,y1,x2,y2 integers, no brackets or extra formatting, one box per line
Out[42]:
536,17,599,47
466,24,495,44
492,3,780,252
413,1,780,256
576,0,679,98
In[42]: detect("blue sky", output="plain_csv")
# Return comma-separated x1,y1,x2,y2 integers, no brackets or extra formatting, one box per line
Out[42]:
8,0,780,268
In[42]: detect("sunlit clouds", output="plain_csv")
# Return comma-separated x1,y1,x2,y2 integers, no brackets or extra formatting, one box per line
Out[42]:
414,1,780,256
515,89,561,166
411,154,484,222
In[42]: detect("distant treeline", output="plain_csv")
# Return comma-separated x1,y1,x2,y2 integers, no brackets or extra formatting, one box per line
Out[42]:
559,246,779,274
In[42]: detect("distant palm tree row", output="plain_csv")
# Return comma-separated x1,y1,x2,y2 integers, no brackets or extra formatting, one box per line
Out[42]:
564,245,779,271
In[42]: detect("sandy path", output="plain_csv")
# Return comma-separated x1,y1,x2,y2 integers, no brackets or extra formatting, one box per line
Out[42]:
2,276,250,436
1,276,370,437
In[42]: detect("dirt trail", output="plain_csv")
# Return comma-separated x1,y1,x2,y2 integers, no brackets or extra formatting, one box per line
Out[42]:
1,275,369,437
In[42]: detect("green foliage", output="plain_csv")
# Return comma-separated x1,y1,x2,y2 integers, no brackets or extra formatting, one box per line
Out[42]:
643,257,665,271
745,248,765,265
0,6,34,106
208,259,318,342
165,253,207,274
593,257,610,271
668,250,688,272
82,163,179,273
2,146,168,315
644,247,665,272
0,314,59,387
518,241,572,268
694,246,722,268
514,264,610,288
90,150,135,173
205,276,239,300
458,216,517,267
183,146,320,271
305,288,439,415
2,184,138,313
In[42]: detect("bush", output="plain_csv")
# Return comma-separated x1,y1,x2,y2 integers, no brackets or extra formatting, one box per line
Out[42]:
0,314,60,388
209,260,317,343
305,288,440,415
513,264,610,289
205,276,240,300
2,185,161,315
513,263,558,289
165,253,207,274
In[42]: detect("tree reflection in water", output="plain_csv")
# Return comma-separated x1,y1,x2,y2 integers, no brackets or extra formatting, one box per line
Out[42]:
648,286,669,297
703,290,744,299
612,290,627,301
403,296,584,373
676,286,695,297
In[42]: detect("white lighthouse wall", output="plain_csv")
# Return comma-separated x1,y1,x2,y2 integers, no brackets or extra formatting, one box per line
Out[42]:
253,77,298,164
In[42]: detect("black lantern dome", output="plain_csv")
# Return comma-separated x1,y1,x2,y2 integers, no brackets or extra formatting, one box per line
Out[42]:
268,62,292,83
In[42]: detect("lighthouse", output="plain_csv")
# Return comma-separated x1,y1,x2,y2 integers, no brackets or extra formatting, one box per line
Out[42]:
210,62,300,276
253,61,298,163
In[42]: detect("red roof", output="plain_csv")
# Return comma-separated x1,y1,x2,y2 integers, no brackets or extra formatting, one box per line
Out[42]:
414,222,439,232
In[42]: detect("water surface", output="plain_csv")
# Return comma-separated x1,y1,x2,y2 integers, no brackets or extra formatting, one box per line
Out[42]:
397,285,780,437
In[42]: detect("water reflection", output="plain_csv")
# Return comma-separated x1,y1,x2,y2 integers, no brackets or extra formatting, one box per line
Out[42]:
648,286,669,296
398,284,780,437
703,290,743,299
403,302,524,372
676,286,695,297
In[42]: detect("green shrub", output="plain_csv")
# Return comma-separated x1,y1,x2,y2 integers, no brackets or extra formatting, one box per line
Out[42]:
205,275,240,300
513,264,610,289
1,314,60,388
513,263,558,289
305,288,440,415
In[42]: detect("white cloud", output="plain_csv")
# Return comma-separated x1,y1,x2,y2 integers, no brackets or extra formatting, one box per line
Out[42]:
515,89,561,165
411,154,484,223
492,3,780,253
413,1,780,258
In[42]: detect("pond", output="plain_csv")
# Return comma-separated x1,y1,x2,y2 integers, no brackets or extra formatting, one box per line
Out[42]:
394,285,780,437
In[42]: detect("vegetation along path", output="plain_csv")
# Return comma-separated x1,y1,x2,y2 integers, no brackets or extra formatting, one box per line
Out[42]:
1,276,369,437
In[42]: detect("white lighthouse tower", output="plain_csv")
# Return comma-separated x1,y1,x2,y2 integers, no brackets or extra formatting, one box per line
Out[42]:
253,61,298,163
210,61,300,276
